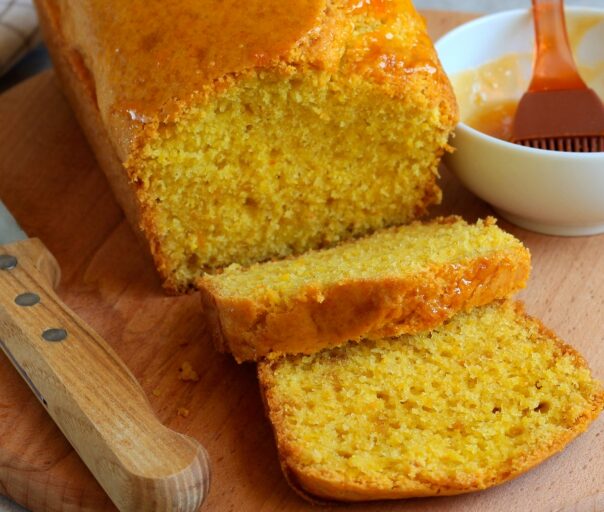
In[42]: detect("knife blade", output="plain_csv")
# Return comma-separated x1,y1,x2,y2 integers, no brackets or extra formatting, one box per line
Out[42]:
0,199,210,512
0,200,27,245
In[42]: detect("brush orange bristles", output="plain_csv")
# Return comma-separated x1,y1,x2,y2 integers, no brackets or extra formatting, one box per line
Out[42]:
511,0,604,152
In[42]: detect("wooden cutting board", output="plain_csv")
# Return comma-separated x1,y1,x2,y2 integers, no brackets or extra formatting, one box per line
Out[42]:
0,10,602,512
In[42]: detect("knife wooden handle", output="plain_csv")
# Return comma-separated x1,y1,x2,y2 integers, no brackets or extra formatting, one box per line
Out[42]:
0,238,210,512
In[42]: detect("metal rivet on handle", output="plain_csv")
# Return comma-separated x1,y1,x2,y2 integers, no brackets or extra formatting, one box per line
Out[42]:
0,255,17,270
15,292,40,307
42,328,67,342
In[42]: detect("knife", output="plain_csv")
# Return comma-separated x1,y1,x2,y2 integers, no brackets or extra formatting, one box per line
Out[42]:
0,200,210,512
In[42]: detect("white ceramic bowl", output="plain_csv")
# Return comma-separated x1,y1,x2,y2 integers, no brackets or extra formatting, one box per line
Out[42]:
436,8,604,236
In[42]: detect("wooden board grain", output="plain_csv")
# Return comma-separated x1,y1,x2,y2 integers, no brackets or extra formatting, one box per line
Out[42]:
0,10,602,512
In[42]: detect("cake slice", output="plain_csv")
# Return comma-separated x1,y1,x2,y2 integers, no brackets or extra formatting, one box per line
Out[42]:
199,217,530,362
258,301,604,501
36,0,458,293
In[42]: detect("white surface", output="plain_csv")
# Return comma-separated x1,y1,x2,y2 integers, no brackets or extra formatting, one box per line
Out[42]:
0,0,38,75
437,7,604,236
1,1,602,511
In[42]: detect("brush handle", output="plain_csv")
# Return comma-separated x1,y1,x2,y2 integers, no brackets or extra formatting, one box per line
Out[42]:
0,238,210,512
529,0,587,91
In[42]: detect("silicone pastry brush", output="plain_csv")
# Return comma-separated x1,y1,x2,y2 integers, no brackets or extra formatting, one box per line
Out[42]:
511,0,604,151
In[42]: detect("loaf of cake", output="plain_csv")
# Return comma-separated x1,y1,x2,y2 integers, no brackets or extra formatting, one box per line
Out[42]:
199,217,530,362
35,0,458,292
258,301,604,501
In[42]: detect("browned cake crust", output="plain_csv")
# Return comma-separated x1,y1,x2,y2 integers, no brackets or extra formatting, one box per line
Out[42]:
35,0,147,246
199,221,531,362
257,301,604,501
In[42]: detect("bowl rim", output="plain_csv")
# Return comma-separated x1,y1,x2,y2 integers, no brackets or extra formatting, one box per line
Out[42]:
435,6,604,160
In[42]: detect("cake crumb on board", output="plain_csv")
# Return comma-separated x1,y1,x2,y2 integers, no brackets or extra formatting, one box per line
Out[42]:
178,362,200,382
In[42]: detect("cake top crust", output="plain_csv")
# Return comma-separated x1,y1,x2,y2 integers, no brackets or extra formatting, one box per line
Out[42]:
54,0,440,130
47,0,452,168
56,0,324,122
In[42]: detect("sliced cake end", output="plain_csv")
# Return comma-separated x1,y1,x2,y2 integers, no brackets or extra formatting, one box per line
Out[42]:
258,300,604,501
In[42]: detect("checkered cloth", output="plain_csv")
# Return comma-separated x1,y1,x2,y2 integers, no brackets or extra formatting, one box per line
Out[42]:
0,0,38,75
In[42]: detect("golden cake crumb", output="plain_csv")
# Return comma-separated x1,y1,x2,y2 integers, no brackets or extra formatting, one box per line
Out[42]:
177,407,190,418
258,301,604,501
178,362,200,382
